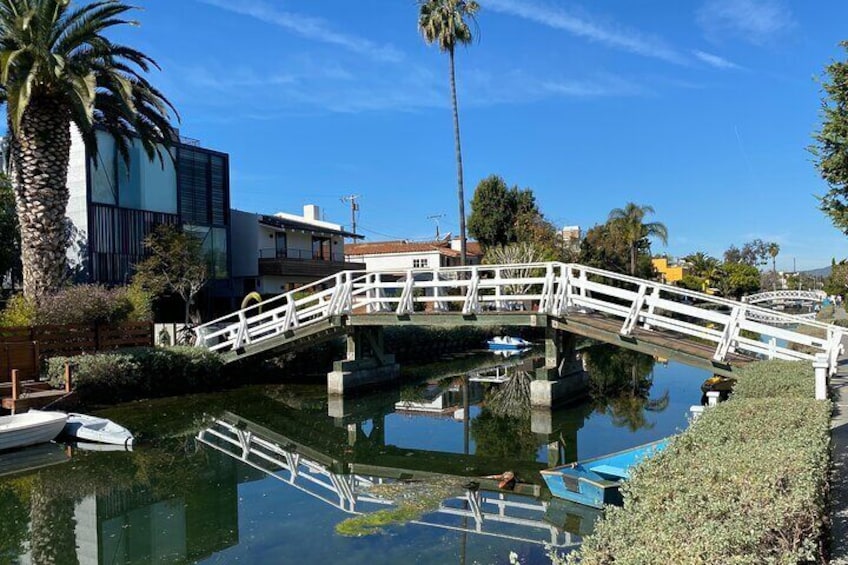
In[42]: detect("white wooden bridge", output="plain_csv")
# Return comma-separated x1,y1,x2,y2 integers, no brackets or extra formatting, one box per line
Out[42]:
743,289,825,305
196,262,844,382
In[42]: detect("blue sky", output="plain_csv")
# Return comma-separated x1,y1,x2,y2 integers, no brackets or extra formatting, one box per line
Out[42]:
121,0,848,270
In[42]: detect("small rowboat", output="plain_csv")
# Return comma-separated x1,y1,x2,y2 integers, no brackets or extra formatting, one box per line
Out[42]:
0,410,68,452
63,413,134,447
540,438,670,508
486,336,532,351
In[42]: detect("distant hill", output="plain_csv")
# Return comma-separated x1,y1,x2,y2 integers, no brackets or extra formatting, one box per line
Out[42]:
802,266,832,277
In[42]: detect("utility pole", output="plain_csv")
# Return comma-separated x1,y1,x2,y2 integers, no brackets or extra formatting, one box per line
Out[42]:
427,214,445,240
340,194,360,236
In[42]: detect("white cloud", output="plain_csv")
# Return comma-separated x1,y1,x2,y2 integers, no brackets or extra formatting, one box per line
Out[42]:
485,0,687,65
693,50,741,70
697,0,794,44
198,0,403,63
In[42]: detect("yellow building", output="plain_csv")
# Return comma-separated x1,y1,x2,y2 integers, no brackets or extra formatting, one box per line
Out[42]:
652,257,687,284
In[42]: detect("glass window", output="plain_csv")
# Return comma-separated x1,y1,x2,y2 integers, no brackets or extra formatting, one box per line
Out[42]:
275,232,287,258
312,236,330,260
90,131,117,205
413,258,429,268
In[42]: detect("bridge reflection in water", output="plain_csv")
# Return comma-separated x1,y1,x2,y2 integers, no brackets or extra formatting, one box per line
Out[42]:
196,411,585,550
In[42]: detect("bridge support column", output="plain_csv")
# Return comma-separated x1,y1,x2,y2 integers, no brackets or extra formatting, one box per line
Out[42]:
530,324,588,407
328,326,399,395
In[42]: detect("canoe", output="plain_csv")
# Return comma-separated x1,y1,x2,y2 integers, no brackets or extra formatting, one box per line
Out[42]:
63,413,134,447
487,336,532,350
540,438,670,509
0,410,68,452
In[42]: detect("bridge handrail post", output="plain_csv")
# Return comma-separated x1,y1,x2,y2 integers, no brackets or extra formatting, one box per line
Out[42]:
642,286,661,331
539,263,555,314
462,266,480,315
494,267,503,311
713,304,746,361
433,268,445,312
814,353,829,400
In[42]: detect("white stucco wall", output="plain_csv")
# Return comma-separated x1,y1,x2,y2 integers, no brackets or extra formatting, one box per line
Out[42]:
347,251,443,272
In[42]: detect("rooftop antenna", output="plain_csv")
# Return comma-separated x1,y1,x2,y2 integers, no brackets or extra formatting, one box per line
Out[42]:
340,194,360,237
427,214,445,239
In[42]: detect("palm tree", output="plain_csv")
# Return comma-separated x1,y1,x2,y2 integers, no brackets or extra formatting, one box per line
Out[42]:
418,0,479,266
768,242,780,290
608,203,668,276
0,0,176,299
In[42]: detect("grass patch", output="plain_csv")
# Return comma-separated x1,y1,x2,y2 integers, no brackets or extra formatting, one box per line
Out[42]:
335,477,465,536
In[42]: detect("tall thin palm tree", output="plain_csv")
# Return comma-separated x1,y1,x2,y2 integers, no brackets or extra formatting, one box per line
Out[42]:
768,242,780,290
418,0,479,266
0,0,176,299
608,203,668,276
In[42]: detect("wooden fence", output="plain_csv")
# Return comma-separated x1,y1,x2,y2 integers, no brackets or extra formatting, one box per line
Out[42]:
0,322,154,384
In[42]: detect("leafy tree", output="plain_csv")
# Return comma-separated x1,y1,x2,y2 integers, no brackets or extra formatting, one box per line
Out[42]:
418,0,479,265
608,203,668,276
579,223,654,278
724,239,773,267
678,274,706,292
824,262,848,297
683,251,720,279
467,175,537,248
0,174,21,288
717,262,761,299
812,41,848,233
0,0,176,300
513,210,563,261
134,225,208,324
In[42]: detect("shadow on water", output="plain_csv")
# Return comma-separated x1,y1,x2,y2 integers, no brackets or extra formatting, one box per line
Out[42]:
0,344,698,564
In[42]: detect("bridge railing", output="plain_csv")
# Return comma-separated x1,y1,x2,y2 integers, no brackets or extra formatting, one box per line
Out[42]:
195,262,844,374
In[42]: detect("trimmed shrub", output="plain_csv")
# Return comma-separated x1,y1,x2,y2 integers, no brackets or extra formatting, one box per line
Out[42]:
125,282,154,322
568,360,831,565
0,294,36,327
45,346,225,404
37,285,133,325
732,359,815,400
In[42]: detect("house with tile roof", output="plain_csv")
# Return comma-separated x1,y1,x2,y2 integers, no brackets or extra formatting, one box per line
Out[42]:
345,238,483,272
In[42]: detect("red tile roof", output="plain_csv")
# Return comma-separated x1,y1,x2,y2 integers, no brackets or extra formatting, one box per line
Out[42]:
345,240,482,258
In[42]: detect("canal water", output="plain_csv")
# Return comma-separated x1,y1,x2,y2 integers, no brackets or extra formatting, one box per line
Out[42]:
0,345,710,564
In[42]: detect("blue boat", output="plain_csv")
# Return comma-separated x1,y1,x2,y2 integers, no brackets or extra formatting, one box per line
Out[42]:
486,336,531,351
540,438,670,509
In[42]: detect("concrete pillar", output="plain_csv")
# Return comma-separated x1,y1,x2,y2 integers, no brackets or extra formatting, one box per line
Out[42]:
531,323,588,407
328,326,399,395
814,353,829,401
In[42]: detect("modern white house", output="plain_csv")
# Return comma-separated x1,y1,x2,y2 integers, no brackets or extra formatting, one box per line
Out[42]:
344,239,482,272
230,204,364,296
62,128,231,287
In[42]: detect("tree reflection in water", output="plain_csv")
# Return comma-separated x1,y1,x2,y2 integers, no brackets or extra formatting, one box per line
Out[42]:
471,371,538,461
583,344,670,431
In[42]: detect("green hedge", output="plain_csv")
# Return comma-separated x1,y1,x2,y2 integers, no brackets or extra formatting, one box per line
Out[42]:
567,361,831,565
731,359,816,400
44,346,226,404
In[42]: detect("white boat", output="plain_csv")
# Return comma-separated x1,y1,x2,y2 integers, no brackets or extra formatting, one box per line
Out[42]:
63,413,134,447
486,336,532,351
0,411,68,451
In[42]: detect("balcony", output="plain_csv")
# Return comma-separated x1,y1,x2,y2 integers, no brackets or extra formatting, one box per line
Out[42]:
258,248,365,279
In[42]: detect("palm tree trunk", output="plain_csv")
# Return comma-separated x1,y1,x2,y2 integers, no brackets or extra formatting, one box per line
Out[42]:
11,97,71,300
449,47,467,266
630,244,637,276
